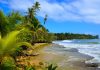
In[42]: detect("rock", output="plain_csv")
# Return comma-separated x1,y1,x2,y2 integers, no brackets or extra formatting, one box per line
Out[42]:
32,53,39,56
25,53,39,56
86,63,98,67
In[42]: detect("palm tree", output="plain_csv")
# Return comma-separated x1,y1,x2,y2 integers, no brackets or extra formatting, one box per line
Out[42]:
33,1,40,13
23,2,49,43
0,10,9,38
27,1,40,20
24,1,40,24
44,14,48,24
26,18,46,44
7,11,22,31
28,8,34,18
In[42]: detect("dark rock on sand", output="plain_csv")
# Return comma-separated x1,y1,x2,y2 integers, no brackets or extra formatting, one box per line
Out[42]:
86,63,98,67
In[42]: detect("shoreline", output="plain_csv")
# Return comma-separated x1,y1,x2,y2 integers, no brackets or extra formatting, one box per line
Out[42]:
17,43,100,70
41,44,100,70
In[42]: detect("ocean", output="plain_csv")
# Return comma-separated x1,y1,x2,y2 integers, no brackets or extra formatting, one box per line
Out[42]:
53,39,100,63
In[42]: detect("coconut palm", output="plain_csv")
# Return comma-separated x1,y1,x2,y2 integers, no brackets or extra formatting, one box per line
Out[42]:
44,14,48,24
26,1,40,21
33,1,40,13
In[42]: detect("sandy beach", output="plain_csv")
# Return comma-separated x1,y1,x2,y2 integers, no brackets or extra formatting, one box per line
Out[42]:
41,44,100,70
17,43,100,70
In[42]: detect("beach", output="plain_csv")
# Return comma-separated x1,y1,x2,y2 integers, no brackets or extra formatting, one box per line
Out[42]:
41,44,100,70
17,43,100,70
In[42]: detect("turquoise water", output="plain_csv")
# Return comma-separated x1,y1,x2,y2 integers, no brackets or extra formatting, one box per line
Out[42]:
53,39,100,63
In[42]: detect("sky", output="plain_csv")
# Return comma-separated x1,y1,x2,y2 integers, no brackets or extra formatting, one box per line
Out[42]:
0,0,100,36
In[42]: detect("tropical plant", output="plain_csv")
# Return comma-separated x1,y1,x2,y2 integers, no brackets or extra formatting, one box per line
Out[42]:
0,31,20,59
17,29,32,43
25,66,35,70
33,1,40,15
0,10,9,37
7,11,22,31
0,56,16,70
0,30,32,63
47,64,57,70
44,14,48,24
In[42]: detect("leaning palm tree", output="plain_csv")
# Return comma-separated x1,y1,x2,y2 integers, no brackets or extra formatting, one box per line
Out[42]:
27,8,35,21
25,20,45,44
23,2,48,43
24,1,40,25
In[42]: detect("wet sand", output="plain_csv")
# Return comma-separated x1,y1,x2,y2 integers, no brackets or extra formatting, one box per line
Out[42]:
37,44,100,70
17,44,100,70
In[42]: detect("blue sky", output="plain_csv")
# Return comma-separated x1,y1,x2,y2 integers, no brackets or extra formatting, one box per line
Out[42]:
0,0,100,36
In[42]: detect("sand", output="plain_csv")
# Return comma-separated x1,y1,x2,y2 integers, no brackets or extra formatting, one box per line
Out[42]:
17,43,100,70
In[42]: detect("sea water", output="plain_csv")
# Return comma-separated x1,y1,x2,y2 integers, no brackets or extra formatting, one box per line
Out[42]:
53,39,100,63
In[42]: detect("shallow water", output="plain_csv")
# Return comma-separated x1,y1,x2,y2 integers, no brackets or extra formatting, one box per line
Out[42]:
53,39,100,63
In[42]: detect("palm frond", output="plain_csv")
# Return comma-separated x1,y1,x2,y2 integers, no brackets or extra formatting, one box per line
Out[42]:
0,31,20,56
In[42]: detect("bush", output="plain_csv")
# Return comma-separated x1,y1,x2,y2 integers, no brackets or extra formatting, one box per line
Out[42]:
25,66,35,70
17,29,32,43
0,56,16,70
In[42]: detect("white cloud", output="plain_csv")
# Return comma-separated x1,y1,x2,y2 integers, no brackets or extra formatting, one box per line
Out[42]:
1,0,100,24
38,0,100,24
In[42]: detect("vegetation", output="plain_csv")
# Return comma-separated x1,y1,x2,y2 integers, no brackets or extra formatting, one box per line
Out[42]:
0,1,56,70
0,1,99,70
0,30,33,69
47,64,57,70
54,33,99,40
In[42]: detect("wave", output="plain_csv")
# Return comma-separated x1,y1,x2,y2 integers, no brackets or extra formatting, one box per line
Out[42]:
53,39,100,63
61,40,72,43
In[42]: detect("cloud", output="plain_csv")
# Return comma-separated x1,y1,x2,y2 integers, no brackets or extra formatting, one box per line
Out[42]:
9,0,34,11
38,0,100,24
0,0,34,11
1,0,100,24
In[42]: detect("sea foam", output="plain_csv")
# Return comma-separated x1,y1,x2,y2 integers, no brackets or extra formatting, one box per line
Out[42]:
53,39,100,63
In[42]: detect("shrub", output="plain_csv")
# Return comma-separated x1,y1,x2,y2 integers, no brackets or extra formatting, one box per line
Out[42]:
0,56,16,70
47,64,57,70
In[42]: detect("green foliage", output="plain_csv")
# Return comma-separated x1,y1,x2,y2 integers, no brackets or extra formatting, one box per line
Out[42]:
55,33,99,40
0,30,33,60
25,66,35,70
13,47,23,56
0,56,16,70
7,11,22,31
17,29,32,43
0,2,55,70
0,10,9,37
44,14,48,24
0,31,20,57
0,10,22,37
47,64,57,70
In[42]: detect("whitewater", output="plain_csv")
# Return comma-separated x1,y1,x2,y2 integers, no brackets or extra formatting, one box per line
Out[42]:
53,39,100,63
